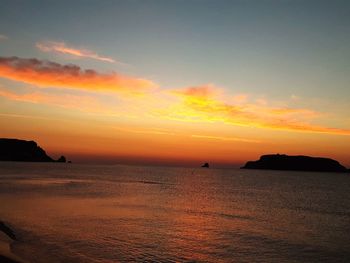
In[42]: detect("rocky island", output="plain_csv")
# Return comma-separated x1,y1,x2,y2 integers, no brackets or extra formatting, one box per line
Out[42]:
241,154,348,173
0,138,67,163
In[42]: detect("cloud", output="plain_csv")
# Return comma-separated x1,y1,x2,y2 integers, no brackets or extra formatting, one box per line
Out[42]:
36,41,116,63
156,85,350,136
191,134,261,143
113,127,176,136
1,55,348,137
0,34,8,40
172,85,221,98
0,89,106,113
232,94,248,104
0,56,156,94
0,113,56,121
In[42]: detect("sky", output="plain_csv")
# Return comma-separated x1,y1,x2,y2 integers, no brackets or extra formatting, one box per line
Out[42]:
0,0,349,167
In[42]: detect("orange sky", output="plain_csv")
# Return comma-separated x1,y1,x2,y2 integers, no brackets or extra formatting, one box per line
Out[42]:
1,1,350,168
0,50,349,168
0,73,349,168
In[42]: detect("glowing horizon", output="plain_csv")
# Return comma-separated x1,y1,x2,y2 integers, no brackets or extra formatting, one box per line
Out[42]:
0,1,349,167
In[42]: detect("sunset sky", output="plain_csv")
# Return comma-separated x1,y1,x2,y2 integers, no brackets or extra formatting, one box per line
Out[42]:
0,0,349,167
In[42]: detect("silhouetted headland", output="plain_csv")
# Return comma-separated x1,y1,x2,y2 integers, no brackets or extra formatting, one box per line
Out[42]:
201,162,209,168
0,138,66,163
241,154,348,173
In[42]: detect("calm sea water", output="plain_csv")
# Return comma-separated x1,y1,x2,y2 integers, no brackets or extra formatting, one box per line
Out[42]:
0,162,349,263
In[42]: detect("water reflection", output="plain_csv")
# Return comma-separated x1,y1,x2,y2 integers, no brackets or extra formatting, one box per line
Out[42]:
0,163,350,262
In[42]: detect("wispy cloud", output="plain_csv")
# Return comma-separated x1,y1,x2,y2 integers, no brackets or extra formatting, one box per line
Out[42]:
0,113,56,121
0,89,106,113
231,94,248,104
191,134,261,143
156,85,350,136
0,56,156,95
113,127,176,136
0,34,8,40
172,85,221,98
1,54,348,136
36,41,116,63
0,87,156,120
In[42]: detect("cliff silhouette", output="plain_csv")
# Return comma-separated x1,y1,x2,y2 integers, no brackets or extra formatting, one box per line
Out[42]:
241,154,348,173
0,138,66,163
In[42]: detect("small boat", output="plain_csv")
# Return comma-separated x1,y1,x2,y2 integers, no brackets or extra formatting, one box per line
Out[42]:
201,162,209,168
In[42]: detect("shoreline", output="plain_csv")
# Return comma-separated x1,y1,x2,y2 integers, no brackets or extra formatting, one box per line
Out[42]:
0,222,26,263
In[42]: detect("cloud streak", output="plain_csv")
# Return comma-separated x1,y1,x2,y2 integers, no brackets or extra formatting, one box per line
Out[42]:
1,55,348,136
36,41,116,63
113,127,176,136
0,56,156,94
0,89,106,113
156,86,350,136
191,134,261,143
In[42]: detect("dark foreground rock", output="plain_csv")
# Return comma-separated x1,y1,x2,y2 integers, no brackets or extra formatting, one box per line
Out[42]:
0,138,67,162
0,255,21,263
0,222,16,240
0,221,22,263
241,154,348,173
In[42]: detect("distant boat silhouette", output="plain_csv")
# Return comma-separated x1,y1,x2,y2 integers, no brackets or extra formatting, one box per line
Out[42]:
201,162,209,168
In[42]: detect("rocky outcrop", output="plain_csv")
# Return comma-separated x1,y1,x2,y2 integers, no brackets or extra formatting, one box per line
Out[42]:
0,221,16,240
56,156,66,163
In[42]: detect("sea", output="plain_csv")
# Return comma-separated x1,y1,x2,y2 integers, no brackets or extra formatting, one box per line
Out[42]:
0,162,349,263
